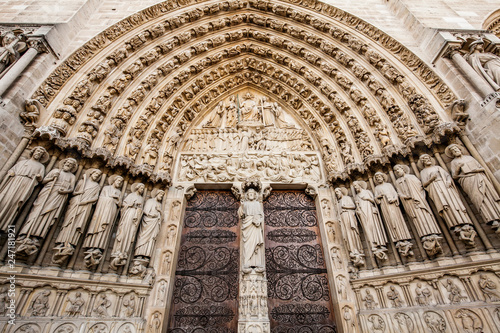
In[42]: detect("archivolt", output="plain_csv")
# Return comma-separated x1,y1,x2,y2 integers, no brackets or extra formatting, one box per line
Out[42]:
29,0,461,181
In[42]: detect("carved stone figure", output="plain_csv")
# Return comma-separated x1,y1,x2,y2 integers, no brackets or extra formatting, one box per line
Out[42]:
424,311,446,333
52,168,102,264
122,295,136,317
110,182,145,270
0,146,48,232
337,275,348,300
166,225,177,247
83,175,123,268
135,189,165,258
415,282,432,306
446,144,500,231
150,312,162,333
455,309,483,333
394,164,442,256
465,39,500,90
330,247,343,269
374,172,413,256
66,292,85,316
93,294,111,317
363,289,377,309
240,92,260,123
30,290,51,316
387,286,403,308
204,101,225,127
334,187,364,263
239,183,265,269
368,314,386,333
418,154,476,246
444,279,467,304
478,274,500,302
0,31,25,74
353,181,388,260
18,158,77,255
342,306,355,332
156,280,167,306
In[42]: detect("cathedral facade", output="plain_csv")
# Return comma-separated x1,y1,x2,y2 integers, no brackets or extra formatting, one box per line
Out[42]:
1,1,500,332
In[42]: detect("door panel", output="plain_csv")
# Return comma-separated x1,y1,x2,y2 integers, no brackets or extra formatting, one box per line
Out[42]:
264,191,337,333
168,191,240,333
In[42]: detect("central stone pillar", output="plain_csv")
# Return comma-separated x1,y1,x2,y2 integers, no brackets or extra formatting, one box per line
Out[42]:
234,179,271,333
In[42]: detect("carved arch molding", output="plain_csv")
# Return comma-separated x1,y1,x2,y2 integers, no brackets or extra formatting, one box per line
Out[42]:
25,0,461,183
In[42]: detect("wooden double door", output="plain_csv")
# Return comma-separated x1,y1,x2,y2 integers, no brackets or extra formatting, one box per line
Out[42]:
167,190,337,333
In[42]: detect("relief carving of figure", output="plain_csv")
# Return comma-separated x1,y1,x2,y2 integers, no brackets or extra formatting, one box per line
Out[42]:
240,92,260,123
424,311,446,333
238,181,265,270
204,101,225,128
415,282,432,306
363,289,377,309
30,290,51,316
135,189,165,259
83,175,123,268
0,31,25,74
387,286,403,308
18,158,77,256
374,172,413,256
66,292,85,316
478,274,500,302
122,295,136,317
353,181,388,260
93,294,111,317
394,164,442,256
455,309,483,333
443,279,467,304
110,183,145,270
334,187,364,264
446,144,500,230
52,169,102,264
418,154,476,246
465,39,500,91
0,146,48,232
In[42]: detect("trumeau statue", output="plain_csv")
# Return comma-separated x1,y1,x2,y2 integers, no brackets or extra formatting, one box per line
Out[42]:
373,172,413,257
52,168,102,264
134,189,165,259
17,158,78,256
465,39,500,91
353,180,388,260
110,182,145,270
334,187,364,266
446,144,500,231
0,146,48,232
418,154,476,246
239,183,265,269
83,175,123,268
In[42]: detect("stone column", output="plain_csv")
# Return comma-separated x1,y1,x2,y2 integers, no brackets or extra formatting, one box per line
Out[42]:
0,39,46,97
449,49,495,98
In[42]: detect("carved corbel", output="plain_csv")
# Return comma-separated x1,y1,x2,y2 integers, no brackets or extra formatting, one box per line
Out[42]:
184,185,197,200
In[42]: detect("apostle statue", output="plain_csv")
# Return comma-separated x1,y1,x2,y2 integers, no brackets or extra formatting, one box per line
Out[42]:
418,154,477,246
238,180,265,270
83,175,123,268
334,187,364,266
204,101,225,128
446,144,500,231
0,146,48,232
373,172,413,257
465,39,500,91
17,157,78,256
52,168,102,265
133,189,165,272
110,182,145,270
393,164,442,256
353,180,388,260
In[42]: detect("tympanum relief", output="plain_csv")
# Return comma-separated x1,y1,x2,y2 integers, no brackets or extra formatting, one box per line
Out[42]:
177,91,322,184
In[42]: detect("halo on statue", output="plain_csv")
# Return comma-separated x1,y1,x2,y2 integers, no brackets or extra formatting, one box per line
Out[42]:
108,174,123,186
353,180,367,190
131,182,145,193
31,146,49,164
85,168,103,179
417,154,435,170
58,157,78,173
151,188,165,198
393,164,411,175
444,143,468,159
374,172,388,183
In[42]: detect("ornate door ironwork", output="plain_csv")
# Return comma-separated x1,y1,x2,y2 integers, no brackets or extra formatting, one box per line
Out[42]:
168,190,240,333
264,191,337,333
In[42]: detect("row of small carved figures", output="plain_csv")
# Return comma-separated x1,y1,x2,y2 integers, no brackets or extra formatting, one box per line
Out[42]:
325,145,500,266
